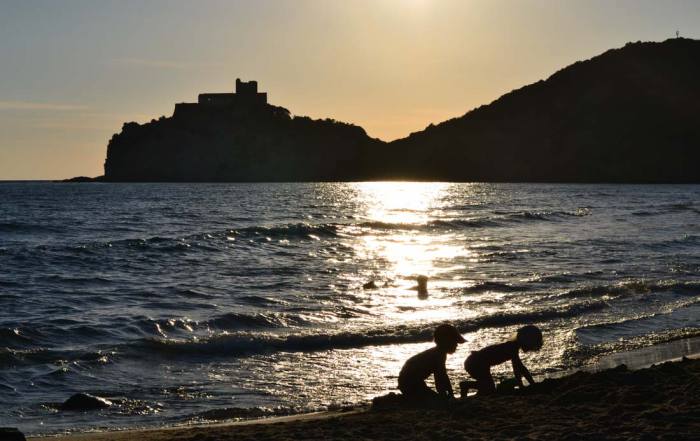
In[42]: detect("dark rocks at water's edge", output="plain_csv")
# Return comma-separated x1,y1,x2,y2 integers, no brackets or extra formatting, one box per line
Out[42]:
0,428,26,441
73,38,700,183
60,393,113,411
60,176,104,183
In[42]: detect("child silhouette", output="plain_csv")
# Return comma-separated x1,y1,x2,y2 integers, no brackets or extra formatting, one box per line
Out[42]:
398,324,465,401
461,325,543,396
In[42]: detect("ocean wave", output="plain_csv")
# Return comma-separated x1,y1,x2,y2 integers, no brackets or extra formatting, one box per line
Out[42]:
631,210,657,217
170,288,217,299
495,209,591,222
354,211,587,232
0,322,123,354
0,221,61,234
0,347,112,369
530,273,577,284
641,234,700,251
462,281,530,294
672,234,700,246
39,275,114,285
428,219,501,229
0,382,16,392
471,247,557,262
16,223,341,254
239,295,288,306
632,202,700,216
206,312,309,330
665,202,700,213
231,223,339,239
0,327,36,348
575,300,700,346
553,280,700,300
7,209,595,256
133,312,310,338
351,218,498,232
133,301,607,358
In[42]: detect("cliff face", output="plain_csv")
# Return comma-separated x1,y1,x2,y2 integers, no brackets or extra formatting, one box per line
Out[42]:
104,104,384,181
102,39,700,182
385,38,700,182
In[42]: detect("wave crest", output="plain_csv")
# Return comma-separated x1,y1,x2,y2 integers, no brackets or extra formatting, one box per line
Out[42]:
135,301,607,358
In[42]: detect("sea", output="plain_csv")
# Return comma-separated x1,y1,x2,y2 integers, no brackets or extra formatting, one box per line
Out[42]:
1,182,699,435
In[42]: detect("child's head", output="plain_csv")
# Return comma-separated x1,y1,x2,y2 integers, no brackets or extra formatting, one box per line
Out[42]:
433,323,465,353
515,325,543,352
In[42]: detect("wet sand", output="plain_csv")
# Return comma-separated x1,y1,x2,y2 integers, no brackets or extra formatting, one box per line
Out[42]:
30,354,700,441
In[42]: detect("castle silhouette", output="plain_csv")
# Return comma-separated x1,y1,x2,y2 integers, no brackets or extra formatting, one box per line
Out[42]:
174,78,267,118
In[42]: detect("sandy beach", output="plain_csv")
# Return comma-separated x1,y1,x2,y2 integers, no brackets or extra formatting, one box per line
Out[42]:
28,356,700,441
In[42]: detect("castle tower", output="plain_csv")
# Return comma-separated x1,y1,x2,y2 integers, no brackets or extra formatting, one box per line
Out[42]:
236,78,267,105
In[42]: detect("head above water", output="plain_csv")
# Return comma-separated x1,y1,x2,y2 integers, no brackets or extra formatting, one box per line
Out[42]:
516,325,543,352
416,275,428,297
434,323,466,353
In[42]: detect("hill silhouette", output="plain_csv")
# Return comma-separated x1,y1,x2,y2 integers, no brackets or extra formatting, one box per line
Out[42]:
90,38,700,183
384,38,700,182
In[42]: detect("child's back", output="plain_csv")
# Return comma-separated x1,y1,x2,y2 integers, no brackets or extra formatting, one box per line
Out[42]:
398,347,447,398
462,325,543,395
470,340,518,366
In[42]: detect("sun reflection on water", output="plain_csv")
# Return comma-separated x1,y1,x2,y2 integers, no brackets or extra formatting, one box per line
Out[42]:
347,182,476,325
353,181,449,224
352,181,471,279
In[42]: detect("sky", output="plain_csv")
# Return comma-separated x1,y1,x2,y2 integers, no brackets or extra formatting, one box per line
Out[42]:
1,0,699,180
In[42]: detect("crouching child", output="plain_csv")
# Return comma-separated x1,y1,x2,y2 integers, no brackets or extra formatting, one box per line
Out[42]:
461,325,543,396
398,324,465,402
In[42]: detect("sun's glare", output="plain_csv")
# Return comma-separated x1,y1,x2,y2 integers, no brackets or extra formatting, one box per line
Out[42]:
353,181,448,224
347,182,472,323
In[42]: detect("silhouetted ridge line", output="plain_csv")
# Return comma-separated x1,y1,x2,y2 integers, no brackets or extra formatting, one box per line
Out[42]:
387,38,700,182
73,39,700,183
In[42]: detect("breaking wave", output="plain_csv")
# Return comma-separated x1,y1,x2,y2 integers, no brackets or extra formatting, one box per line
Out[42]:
552,280,700,300
135,301,607,358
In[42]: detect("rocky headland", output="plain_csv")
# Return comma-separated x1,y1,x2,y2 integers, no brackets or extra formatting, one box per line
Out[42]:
77,38,700,183
101,78,383,182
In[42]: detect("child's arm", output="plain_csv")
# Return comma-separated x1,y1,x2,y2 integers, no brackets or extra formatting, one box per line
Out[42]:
434,364,454,398
511,353,535,386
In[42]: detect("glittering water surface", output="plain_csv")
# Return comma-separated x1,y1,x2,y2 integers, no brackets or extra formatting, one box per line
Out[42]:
1,182,699,434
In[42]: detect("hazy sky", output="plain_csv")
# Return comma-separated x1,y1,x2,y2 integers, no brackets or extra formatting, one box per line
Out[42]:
1,0,699,179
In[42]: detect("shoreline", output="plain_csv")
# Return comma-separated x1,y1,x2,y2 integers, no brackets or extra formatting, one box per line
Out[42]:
593,335,700,371
27,337,700,440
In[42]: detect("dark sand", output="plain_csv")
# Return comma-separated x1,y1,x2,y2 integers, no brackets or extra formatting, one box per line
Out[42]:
30,357,700,441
